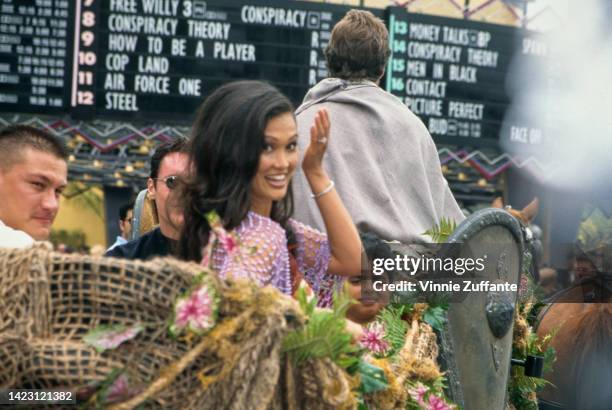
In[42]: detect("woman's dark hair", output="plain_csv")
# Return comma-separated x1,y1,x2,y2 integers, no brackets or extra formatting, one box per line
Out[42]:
178,80,295,262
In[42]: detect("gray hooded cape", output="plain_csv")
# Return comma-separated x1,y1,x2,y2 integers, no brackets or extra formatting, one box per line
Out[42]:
293,79,465,244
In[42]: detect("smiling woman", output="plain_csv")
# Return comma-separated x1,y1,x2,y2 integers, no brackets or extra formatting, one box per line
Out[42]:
250,112,299,216
178,80,361,306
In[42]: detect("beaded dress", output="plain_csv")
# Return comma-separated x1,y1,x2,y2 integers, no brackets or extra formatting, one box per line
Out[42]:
203,211,341,307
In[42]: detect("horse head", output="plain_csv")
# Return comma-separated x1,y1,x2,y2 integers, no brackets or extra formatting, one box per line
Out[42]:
492,197,542,278
491,196,539,226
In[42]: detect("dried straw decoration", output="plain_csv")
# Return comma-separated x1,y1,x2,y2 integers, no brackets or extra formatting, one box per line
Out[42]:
0,244,354,409
364,319,442,410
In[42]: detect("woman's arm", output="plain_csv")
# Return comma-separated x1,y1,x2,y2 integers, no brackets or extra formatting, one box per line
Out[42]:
301,108,361,276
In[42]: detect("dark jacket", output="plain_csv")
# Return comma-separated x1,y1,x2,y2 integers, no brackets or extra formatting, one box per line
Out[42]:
104,227,172,260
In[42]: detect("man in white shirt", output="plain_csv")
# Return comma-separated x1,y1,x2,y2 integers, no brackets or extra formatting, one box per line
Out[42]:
107,202,134,251
0,125,68,248
0,219,34,248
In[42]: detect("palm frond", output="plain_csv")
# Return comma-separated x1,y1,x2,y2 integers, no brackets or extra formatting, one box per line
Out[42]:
423,217,457,243
282,289,357,368
376,306,408,355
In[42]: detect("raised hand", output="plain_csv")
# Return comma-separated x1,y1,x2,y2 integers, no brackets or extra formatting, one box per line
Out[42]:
301,108,330,176
299,107,361,277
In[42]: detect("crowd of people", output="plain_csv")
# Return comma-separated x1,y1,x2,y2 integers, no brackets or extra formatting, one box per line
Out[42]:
0,10,463,322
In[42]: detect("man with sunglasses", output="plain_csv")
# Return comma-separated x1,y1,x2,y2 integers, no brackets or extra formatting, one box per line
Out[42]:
106,138,189,260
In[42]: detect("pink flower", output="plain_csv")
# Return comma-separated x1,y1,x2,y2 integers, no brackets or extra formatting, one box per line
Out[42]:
408,382,428,407
221,234,237,253
359,322,390,355
205,210,240,255
427,393,453,410
172,284,217,335
407,382,454,410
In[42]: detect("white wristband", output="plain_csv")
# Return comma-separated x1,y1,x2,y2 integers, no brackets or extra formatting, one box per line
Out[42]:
311,180,335,199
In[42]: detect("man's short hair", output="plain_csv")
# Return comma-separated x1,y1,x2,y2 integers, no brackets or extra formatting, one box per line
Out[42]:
0,125,68,170
119,202,134,221
324,10,391,82
149,138,190,178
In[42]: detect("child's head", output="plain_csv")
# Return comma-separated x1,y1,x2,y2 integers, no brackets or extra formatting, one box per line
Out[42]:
346,275,384,324
345,232,393,324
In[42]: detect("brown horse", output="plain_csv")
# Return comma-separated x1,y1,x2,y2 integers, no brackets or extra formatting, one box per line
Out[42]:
494,197,612,408
536,287,612,409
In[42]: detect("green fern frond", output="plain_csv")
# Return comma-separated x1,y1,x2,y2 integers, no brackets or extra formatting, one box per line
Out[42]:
423,217,457,243
376,306,408,355
295,286,317,317
432,374,448,392
282,290,357,368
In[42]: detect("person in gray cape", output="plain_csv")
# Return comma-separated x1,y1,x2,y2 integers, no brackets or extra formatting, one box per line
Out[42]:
293,9,465,244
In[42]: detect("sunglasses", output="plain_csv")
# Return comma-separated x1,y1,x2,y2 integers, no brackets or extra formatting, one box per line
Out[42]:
153,175,180,190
